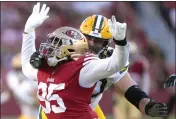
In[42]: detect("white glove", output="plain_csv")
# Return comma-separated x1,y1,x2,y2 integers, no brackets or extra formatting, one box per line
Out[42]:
108,15,127,41
24,2,50,33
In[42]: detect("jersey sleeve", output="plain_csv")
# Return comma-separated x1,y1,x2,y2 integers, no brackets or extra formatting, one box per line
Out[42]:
112,64,129,84
21,32,38,80
79,44,130,88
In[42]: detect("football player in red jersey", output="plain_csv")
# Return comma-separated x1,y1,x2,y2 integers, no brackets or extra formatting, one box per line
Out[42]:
21,2,129,119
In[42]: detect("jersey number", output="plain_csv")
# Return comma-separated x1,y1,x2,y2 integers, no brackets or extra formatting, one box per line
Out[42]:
38,82,66,114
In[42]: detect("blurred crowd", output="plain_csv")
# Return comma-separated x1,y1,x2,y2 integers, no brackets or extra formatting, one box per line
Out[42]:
1,1,175,118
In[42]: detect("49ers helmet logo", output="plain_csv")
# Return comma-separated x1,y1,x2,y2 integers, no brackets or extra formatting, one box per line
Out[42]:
66,30,82,40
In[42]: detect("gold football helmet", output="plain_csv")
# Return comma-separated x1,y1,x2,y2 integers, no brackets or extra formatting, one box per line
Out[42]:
80,15,112,40
39,27,88,60
80,15,112,54
11,53,21,69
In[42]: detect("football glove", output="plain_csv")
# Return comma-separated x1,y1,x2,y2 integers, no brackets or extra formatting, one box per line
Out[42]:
30,51,45,69
164,74,176,88
145,99,168,117
108,15,127,41
24,2,50,33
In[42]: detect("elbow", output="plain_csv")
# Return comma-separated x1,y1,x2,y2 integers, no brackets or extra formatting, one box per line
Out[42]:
21,63,31,79
21,63,38,81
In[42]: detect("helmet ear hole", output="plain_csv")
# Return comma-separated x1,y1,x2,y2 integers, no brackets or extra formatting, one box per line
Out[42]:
68,49,75,52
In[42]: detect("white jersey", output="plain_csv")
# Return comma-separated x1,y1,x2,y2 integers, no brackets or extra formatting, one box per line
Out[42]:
6,71,39,118
90,68,128,109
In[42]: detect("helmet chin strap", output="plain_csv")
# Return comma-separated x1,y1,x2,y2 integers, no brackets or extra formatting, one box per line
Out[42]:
47,56,58,66
97,39,112,58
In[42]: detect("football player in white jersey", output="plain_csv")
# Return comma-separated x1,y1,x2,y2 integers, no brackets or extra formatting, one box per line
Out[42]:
6,53,39,119
79,14,168,118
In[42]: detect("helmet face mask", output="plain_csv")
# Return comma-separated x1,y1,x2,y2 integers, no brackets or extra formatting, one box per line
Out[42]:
39,37,70,58
39,27,89,64
84,34,109,54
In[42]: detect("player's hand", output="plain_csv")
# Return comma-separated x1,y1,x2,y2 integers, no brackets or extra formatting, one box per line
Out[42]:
145,100,168,117
108,15,127,41
24,2,50,33
164,74,176,88
30,51,45,69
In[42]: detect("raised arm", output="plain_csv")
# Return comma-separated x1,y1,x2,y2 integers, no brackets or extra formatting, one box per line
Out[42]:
21,2,50,80
79,15,130,87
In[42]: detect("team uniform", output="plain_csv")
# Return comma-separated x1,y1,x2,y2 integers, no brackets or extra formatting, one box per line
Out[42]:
6,70,39,119
38,49,129,119
21,28,129,119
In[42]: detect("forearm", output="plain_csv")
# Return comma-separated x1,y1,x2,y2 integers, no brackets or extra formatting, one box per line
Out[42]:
108,15,128,71
109,42,129,72
117,73,168,117
124,85,168,117
21,2,50,79
21,31,36,65
115,73,150,112
21,31,38,80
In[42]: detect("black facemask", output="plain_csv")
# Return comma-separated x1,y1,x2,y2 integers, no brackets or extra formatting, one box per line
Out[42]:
89,45,103,54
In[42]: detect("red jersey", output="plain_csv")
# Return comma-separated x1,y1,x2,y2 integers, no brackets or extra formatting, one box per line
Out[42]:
37,55,98,119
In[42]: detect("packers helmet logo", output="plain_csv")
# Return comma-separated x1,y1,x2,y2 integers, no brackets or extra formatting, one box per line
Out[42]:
66,30,82,40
